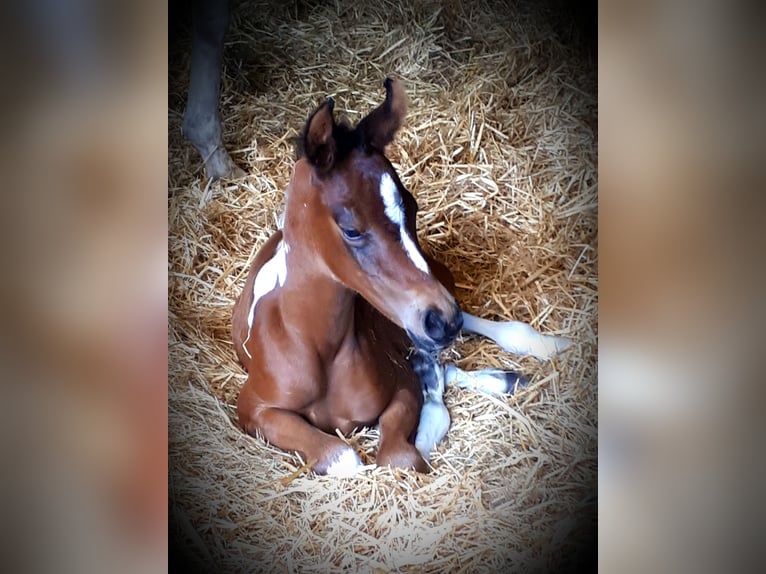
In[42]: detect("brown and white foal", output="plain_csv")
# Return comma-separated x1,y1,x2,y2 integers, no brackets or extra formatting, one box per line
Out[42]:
232,79,569,476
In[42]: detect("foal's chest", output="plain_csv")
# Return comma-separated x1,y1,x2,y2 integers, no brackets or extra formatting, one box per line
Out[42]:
304,337,413,434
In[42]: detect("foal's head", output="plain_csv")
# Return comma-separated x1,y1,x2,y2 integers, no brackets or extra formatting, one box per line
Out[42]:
284,78,461,351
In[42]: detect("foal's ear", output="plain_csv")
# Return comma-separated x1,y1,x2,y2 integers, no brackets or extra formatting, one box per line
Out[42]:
358,77,407,151
303,98,337,172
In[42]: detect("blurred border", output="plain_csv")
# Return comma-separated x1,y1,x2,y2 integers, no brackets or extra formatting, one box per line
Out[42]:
2,0,764,570
0,1,167,572
600,0,764,572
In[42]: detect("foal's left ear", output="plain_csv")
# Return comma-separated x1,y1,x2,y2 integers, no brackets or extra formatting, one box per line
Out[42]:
358,77,407,151
303,98,337,172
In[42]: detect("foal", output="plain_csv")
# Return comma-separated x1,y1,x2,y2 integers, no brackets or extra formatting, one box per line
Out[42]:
232,79,569,476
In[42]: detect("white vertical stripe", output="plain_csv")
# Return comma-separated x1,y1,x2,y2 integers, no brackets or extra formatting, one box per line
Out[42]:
242,240,289,358
379,173,430,273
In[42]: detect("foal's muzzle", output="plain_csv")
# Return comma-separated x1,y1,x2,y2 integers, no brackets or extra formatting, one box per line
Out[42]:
408,304,463,351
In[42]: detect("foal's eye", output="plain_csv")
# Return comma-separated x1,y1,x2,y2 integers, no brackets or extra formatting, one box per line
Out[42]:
341,227,363,241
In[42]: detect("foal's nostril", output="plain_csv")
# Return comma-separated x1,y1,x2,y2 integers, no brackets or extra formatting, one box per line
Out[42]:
423,308,446,341
423,307,462,345
452,305,463,332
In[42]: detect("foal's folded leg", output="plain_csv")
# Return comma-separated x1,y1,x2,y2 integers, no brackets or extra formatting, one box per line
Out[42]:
445,364,528,395
410,350,450,461
376,386,429,473
241,406,362,477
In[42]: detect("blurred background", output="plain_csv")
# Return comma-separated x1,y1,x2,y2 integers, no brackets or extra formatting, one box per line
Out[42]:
599,0,765,572
0,0,167,572
0,0,763,572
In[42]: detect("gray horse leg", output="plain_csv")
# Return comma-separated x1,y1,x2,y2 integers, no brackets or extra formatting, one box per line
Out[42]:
183,0,244,180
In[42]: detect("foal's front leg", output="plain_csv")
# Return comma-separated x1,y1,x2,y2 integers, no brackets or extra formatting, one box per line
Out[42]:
240,404,362,477
376,386,429,473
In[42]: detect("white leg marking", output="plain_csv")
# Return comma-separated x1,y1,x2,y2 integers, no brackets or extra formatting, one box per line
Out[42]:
415,361,450,460
416,399,450,461
325,447,363,477
461,312,572,360
444,365,523,395
241,241,289,359
379,173,430,274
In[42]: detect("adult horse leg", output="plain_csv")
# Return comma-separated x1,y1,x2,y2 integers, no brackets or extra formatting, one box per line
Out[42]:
183,0,244,180
240,406,362,477
461,312,572,360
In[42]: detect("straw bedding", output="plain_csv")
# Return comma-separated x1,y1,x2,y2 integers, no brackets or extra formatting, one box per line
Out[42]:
169,0,596,571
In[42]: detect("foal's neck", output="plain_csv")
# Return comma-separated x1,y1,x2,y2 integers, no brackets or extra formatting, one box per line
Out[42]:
278,248,357,357
278,161,360,356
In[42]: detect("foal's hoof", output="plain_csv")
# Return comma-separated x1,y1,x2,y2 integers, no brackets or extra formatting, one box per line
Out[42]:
530,335,573,360
315,446,363,477
377,444,429,474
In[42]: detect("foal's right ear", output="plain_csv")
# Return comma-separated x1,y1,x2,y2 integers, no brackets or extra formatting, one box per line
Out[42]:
302,98,336,173
358,77,407,151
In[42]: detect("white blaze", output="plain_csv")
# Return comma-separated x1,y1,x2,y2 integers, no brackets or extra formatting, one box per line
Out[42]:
379,173,430,274
241,240,289,358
